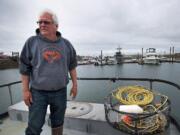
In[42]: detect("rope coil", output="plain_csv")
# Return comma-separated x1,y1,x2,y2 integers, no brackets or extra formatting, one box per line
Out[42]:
113,86,154,106
105,85,170,134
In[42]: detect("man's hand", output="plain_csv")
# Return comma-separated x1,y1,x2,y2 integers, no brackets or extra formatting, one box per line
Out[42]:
70,85,78,99
69,68,78,99
23,90,33,107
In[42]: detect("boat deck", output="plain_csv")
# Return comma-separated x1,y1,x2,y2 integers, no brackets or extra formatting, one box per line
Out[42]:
0,117,97,135
0,101,179,135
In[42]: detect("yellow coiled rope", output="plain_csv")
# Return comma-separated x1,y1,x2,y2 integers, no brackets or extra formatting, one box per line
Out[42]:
113,85,154,106
112,85,168,133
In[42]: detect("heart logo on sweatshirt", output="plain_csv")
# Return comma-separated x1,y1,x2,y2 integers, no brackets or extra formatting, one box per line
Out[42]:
42,46,61,63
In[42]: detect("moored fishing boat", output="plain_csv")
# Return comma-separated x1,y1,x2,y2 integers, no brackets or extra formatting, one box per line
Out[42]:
143,48,160,65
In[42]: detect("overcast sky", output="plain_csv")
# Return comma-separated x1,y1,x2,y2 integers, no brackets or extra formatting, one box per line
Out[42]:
0,0,180,56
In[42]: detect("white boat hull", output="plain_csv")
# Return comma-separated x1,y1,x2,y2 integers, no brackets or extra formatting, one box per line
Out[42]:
143,58,160,64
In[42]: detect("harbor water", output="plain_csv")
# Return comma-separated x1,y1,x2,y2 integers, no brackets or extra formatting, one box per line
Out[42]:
0,63,180,122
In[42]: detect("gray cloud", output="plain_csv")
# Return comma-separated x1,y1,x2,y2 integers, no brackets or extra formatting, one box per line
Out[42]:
0,0,180,55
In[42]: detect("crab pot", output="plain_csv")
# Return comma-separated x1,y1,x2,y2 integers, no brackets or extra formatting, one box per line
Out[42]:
104,90,171,135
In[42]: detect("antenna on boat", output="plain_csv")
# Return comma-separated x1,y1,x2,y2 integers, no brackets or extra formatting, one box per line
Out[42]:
100,50,103,65
117,46,122,53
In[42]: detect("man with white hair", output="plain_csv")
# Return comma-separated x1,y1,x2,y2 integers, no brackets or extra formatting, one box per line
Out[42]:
19,9,78,135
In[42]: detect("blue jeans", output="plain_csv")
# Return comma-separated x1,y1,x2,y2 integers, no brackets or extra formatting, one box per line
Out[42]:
25,87,67,135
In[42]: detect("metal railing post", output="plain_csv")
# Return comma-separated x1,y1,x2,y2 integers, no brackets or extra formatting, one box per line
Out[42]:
8,85,13,105
150,81,153,90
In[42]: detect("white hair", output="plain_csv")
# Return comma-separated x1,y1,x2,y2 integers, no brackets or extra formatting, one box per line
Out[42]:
38,9,59,25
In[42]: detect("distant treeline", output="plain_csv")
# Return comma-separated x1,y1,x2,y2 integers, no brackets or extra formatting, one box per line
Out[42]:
0,57,19,69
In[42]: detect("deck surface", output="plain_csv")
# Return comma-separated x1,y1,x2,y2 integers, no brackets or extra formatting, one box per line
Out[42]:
0,101,179,135
0,117,97,135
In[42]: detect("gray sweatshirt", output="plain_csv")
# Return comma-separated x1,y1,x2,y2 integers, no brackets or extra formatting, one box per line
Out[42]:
19,29,77,91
